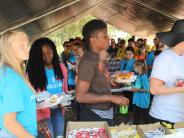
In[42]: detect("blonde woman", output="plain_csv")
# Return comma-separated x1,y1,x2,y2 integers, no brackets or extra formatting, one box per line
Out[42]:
0,30,37,138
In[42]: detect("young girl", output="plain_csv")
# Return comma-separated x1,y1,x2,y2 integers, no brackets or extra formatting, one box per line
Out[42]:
116,39,126,59
0,30,37,138
120,47,136,121
120,47,135,72
131,60,150,125
26,38,68,138
135,44,147,60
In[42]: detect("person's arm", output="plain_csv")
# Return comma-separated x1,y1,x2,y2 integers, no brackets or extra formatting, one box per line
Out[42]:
149,53,184,94
3,113,35,138
76,80,129,106
150,78,184,95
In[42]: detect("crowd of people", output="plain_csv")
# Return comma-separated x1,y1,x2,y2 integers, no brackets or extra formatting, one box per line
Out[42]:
0,19,184,138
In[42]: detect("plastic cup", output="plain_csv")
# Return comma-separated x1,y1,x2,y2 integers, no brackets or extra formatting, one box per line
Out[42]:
119,106,128,114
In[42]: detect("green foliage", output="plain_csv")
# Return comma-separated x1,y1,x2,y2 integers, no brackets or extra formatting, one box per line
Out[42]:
48,15,130,54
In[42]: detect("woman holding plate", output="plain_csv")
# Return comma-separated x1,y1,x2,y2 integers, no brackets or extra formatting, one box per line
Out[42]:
26,38,68,138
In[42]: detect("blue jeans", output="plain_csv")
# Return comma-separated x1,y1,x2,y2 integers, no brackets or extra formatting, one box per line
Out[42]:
51,108,64,137
38,108,64,138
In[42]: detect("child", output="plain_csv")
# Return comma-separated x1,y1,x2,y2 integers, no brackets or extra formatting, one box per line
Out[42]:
135,44,147,60
119,47,135,124
120,47,135,72
131,60,150,125
116,39,126,59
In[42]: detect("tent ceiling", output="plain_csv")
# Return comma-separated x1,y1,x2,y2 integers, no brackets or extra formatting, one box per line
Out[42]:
0,0,184,39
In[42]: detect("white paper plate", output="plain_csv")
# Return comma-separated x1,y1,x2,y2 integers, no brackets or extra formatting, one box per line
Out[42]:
37,94,75,109
37,96,61,109
111,87,132,92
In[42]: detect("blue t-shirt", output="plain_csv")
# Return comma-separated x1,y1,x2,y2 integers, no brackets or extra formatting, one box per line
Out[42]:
68,52,77,86
133,74,150,109
0,66,37,136
146,51,155,77
120,58,135,72
45,68,63,94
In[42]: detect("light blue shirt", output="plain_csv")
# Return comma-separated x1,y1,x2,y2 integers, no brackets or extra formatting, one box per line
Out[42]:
133,74,150,108
146,51,155,77
120,58,135,72
0,66,37,136
45,68,63,94
68,53,76,86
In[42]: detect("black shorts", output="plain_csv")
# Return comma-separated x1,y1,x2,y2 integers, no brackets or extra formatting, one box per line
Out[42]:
133,105,150,125
149,115,175,127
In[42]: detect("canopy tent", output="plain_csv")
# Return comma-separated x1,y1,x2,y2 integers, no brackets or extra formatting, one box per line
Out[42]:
0,0,184,40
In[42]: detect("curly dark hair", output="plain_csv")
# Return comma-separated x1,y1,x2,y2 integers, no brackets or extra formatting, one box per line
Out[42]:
26,37,63,91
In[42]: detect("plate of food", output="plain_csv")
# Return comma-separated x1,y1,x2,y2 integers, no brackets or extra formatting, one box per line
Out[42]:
48,95,60,104
112,71,137,84
37,93,75,109
37,94,61,109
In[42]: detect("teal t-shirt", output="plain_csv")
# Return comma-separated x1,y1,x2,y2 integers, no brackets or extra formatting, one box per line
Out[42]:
68,53,76,86
120,58,135,72
0,66,37,136
45,68,63,94
133,74,150,108
146,51,155,77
